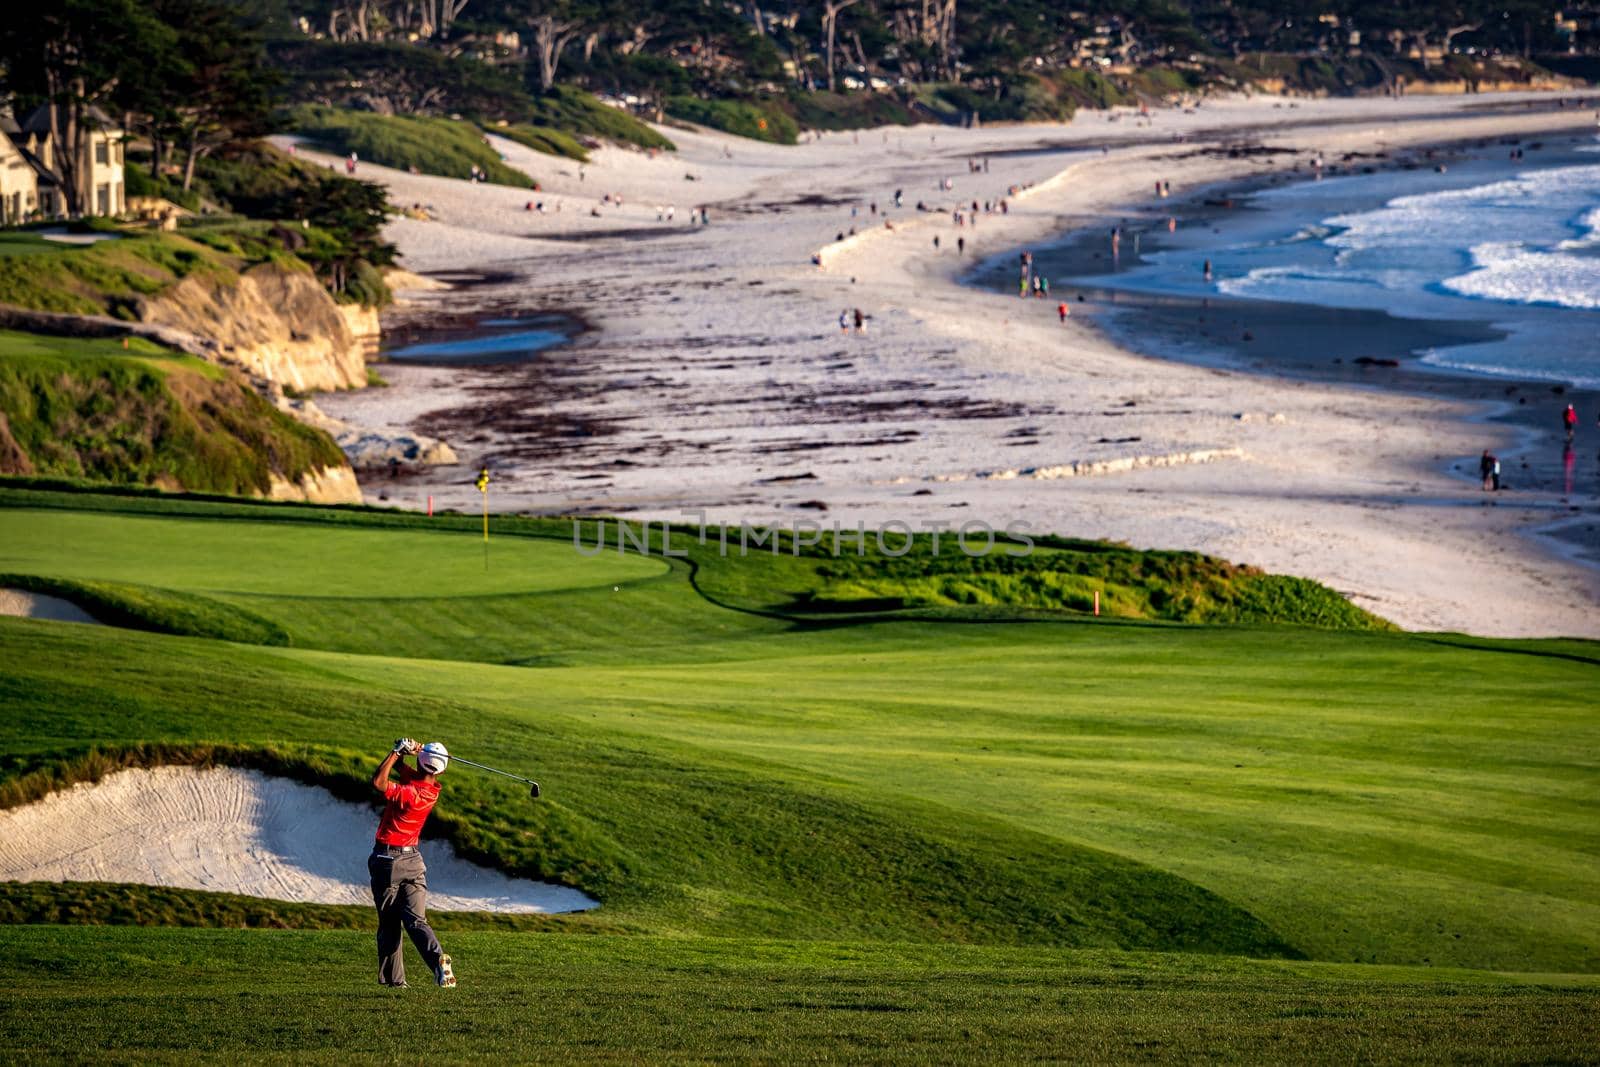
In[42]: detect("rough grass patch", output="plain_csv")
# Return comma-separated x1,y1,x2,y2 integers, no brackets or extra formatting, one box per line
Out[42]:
290,106,534,187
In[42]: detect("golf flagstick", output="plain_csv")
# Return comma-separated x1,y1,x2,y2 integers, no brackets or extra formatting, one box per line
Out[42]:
475,465,490,570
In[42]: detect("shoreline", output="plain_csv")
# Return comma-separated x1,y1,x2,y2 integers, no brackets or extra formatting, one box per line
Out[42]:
975,137,1600,568
313,93,1600,637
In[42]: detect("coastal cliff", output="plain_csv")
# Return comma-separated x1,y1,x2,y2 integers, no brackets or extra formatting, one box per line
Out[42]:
135,263,375,393
0,329,361,505
0,231,386,503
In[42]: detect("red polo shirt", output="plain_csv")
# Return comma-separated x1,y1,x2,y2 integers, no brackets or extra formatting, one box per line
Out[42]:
375,764,441,847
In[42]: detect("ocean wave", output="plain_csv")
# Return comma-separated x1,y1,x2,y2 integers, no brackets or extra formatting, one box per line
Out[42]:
1325,164,1600,255
1442,241,1600,310
1420,348,1600,391
1218,264,1422,300
1279,223,1332,244
1556,205,1600,250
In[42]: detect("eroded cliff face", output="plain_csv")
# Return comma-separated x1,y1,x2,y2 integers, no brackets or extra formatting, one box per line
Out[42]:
136,264,373,392
266,465,364,505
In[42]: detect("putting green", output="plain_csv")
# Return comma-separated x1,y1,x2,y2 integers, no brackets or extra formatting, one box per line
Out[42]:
0,508,664,597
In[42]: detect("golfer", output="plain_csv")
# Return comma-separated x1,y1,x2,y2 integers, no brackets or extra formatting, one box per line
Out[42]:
369,738,455,988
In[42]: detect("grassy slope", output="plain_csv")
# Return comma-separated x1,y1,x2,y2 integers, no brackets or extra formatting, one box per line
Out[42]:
666,96,800,145
1,928,1594,1063
0,504,1390,665
495,122,591,162
0,491,1596,1057
0,230,248,316
0,619,1295,955
0,333,346,496
290,106,534,187
524,86,675,152
0,494,1594,975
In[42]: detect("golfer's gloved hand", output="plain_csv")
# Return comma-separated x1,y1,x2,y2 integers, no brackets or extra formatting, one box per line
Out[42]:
393,738,419,756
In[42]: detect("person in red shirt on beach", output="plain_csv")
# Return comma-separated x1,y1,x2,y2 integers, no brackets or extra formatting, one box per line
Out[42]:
369,738,456,988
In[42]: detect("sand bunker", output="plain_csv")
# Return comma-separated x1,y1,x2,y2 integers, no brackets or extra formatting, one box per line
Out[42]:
0,588,100,625
0,766,597,913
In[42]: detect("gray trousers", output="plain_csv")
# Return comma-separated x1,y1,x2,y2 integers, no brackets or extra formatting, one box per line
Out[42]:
368,849,444,986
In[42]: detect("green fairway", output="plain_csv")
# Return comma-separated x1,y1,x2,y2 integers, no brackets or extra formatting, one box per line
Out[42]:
1,489,1595,1058
0,329,203,368
2,927,1595,1063
0,507,665,597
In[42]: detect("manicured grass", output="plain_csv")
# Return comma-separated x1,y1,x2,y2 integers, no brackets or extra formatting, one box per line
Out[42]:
0,329,203,369
0,501,1384,663
0,508,663,598
0,230,238,315
0,927,1594,1063
0,489,1595,1059
0,572,290,645
0,232,73,257
0,619,1293,954
0,494,1595,974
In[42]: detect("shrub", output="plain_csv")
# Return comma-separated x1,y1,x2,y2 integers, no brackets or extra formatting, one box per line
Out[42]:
497,124,590,162
525,86,675,151
665,97,798,144
288,105,534,188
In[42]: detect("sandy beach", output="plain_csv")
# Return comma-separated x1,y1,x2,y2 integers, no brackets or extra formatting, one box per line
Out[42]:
303,92,1600,638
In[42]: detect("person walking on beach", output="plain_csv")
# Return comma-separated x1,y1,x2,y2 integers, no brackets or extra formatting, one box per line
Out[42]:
1563,403,1578,443
369,738,456,989
957,236,965,256
853,308,866,334
1058,302,1069,323
1479,450,1497,491
839,310,850,334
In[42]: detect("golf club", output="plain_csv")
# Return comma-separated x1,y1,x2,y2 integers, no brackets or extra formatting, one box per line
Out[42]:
451,755,541,798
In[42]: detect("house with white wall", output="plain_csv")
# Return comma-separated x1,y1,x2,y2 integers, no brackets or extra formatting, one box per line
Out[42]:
0,106,124,223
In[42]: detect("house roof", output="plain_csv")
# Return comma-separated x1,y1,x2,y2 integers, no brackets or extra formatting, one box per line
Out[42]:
21,104,120,135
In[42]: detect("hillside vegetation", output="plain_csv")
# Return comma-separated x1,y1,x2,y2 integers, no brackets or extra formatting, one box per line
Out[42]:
257,0,1582,144
0,232,242,318
0,334,345,497
0,217,385,318
290,106,536,187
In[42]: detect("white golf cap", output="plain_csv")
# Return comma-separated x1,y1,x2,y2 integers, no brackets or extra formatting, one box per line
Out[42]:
418,742,449,774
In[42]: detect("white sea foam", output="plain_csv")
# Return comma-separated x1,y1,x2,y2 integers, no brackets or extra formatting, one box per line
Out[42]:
1556,205,1600,250
1442,241,1600,310
1094,154,1600,387
1310,164,1600,312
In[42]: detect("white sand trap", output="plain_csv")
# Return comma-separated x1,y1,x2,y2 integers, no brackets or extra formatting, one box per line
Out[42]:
36,228,122,245
0,766,597,913
0,588,100,625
